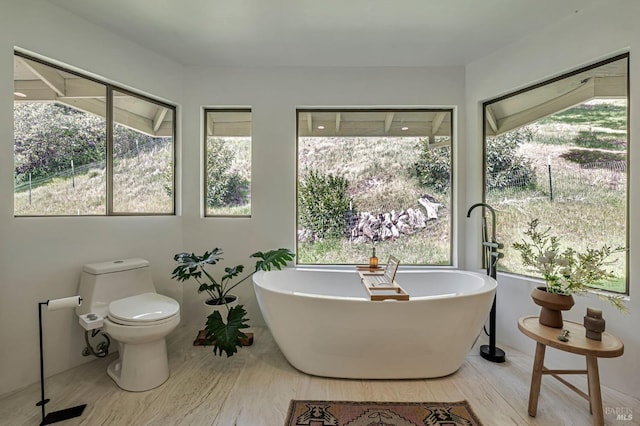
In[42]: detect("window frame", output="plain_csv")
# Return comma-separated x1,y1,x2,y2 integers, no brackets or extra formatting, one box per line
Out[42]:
13,50,177,217
481,53,630,295
202,107,252,218
295,107,455,266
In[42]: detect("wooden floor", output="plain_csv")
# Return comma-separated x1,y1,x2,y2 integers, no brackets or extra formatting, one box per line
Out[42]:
0,323,637,425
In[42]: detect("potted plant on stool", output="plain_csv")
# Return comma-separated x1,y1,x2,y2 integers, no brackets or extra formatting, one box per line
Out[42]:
171,247,295,356
513,219,626,328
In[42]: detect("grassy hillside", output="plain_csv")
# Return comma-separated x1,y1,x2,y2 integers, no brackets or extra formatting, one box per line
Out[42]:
298,136,452,265
299,136,441,213
490,101,627,292
14,144,172,215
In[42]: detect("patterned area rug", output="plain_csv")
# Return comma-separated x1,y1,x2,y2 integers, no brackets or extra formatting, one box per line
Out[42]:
285,400,483,426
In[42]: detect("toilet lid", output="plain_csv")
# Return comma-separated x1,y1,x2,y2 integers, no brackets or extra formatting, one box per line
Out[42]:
108,292,179,323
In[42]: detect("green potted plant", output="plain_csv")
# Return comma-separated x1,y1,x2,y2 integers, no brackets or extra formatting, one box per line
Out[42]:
513,219,626,327
171,247,295,356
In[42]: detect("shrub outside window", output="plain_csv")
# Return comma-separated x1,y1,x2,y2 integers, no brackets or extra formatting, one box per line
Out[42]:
297,109,453,266
204,109,252,217
13,52,175,216
483,54,629,294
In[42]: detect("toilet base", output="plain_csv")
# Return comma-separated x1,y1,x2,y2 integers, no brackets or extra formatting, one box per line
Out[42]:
107,339,170,392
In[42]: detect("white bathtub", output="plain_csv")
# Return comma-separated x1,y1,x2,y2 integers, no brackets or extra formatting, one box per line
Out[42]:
253,268,496,379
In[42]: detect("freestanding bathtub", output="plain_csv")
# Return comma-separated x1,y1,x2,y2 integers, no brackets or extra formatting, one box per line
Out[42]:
253,268,496,379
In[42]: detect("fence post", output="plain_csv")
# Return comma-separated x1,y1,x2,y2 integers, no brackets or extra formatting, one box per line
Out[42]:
547,156,553,202
29,173,32,205
348,201,353,242
71,160,75,188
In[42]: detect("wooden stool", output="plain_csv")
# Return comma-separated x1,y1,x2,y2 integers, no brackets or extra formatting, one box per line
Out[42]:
518,316,624,426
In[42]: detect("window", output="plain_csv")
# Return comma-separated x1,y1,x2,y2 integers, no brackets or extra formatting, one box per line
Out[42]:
483,54,629,294
297,109,453,265
203,109,252,216
13,52,175,216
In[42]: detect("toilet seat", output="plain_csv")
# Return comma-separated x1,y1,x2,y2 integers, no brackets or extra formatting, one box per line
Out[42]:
108,292,179,326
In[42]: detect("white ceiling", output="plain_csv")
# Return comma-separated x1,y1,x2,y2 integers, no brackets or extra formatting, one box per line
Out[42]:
49,0,603,68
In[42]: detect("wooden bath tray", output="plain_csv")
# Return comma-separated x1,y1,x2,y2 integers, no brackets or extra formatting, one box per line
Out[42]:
357,271,409,301
355,265,383,272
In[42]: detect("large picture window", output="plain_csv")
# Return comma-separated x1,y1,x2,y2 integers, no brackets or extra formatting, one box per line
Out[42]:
483,54,629,294
297,109,453,265
13,52,175,216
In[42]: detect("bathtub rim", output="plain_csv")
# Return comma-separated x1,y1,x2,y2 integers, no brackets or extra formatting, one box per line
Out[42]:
253,267,496,302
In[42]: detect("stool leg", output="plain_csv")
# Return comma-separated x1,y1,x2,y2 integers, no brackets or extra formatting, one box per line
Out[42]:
528,342,546,417
586,356,603,426
586,358,592,414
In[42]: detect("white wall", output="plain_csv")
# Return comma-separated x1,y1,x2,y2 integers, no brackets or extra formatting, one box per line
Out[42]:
0,0,184,396
180,66,466,324
0,2,466,397
464,0,640,398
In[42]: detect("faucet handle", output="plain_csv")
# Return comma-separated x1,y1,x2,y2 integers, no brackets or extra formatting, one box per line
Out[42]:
482,241,504,249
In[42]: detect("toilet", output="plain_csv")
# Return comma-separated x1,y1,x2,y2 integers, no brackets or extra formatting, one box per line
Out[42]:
76,258,180,392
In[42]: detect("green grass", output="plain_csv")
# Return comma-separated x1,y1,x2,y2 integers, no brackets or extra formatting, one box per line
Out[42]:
298,220,451,265
14,145,173,215
572,130,627,150
560,148,625,165
299,137,422,190
537,101,627,130
207,204,251,216
488,145,627,293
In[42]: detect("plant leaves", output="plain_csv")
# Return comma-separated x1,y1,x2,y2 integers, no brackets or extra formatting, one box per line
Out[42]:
205,305,250,357
198,283,212,293
171,250,223,280
173,247,295,357
513,219,627,311
222,265,244,282
172,249,224,279
251,248,295,272
171,249,226,300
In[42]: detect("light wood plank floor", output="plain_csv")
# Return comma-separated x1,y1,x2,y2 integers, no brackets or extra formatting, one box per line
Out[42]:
1,323,637,425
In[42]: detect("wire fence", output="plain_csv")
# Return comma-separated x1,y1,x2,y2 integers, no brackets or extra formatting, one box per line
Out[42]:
487,160,626,203
14,161,106,194
14,141,171,202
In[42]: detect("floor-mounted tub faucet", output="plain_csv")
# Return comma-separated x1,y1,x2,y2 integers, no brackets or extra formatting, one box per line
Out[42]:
467,202,506,363
467,203,504,277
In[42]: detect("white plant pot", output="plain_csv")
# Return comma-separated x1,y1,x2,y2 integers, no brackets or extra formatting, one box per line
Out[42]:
185,293,239,326
204,294,239,323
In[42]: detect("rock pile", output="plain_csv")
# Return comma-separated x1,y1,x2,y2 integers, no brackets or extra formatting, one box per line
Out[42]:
298,196,441,243
349,196,441,243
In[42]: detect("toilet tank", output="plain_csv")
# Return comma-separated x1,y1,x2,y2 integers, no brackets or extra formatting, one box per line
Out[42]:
76,258,156,317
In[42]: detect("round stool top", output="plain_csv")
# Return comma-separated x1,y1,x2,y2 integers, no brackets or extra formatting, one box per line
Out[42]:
518,316,624,358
